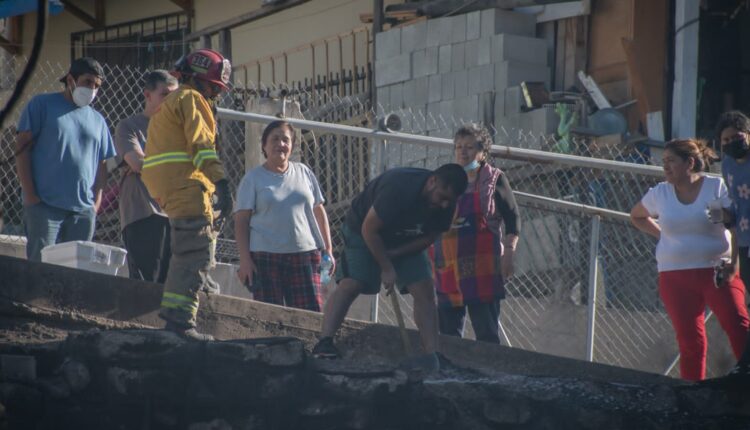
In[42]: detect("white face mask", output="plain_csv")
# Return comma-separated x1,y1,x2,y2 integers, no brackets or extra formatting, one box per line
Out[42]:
71,82,98,107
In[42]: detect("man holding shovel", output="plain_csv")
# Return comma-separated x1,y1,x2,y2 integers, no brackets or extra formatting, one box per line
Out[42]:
313,164,468,369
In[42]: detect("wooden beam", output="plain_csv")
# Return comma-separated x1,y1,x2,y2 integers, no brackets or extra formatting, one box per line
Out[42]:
415,0,579,17
621,37,651,128
219,29,232,61
0,16,21,56
94,0,105,26
360,10,419,24
0,35,19,56
61,0,104,29
185,0,312,41
169,0,194,14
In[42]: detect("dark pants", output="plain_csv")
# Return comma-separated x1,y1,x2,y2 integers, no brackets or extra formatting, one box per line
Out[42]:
122,214,171,283
439,301,502,343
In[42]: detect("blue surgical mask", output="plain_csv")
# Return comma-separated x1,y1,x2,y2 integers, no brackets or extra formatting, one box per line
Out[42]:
464,159,480,172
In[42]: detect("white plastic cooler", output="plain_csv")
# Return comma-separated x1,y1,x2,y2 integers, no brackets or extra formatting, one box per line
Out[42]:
41,241,127,276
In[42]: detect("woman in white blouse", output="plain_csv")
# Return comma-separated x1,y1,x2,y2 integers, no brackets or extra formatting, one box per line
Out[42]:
630,138,749,381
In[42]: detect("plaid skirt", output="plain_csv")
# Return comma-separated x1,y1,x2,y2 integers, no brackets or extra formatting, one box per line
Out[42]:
250,250,323,312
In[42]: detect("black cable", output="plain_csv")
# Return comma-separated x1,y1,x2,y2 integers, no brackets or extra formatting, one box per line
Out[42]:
0,0,49,166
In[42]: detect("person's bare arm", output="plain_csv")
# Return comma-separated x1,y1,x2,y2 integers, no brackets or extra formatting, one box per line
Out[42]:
630,202,660,239
361,207,397,289
313,204,333,255
123,146,145,173
92,161,107,213
313,204,336,274
15,131,39,205
234,209,256,286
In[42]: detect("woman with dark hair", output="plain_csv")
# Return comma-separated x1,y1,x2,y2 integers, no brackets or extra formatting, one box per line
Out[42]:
432,123,520,343
717,111,750,289
233,120,334,311
630,138,749,381
716,110,750,377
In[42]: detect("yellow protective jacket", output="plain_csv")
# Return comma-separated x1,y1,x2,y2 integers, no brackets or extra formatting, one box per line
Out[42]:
141,84,225,221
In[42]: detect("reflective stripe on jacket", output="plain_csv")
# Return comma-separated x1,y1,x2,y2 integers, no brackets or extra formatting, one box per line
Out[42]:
141,84,225,220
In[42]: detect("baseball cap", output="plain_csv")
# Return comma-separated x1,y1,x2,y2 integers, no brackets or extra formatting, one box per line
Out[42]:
59,57,105,83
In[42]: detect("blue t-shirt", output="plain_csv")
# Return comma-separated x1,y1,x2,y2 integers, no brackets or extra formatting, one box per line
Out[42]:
18,92,115,211
722,156,750,247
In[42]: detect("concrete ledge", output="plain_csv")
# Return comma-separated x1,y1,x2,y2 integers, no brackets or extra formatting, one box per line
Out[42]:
0,255,685,387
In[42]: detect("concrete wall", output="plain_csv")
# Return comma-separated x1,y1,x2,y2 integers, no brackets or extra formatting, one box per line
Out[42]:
374,8,556,139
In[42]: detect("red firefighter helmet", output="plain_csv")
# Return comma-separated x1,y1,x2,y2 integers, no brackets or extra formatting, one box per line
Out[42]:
173,48,231,90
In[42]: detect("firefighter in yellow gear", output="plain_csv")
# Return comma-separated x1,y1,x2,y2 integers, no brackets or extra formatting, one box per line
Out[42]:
141,49,233,341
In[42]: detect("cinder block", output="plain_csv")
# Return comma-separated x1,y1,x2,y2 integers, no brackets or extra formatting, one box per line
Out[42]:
468,67,481,95
375,53,412,86
376,86,389,109
467,64,494,96
451,13,467,43
441,72,455,100
428,101,441,119
519,105,558,134
413,76,429,106
453,95,479,121
479,92,495,125
412,50,427,78
376,28,401,60
494,89,505,117
414,46,439,78
439,100,453,121
428,74,441,103
389,83,404,109
491,34,547,66
401,20,427,53
479,64,495,93
494,111,520,134
427,16,452,47
402,80,416,107
451,42,465,72
495,61,550,89
504,86,524,116
438,44,452,74
464,39,479,68
466,11,481,40
478,36,492,65
454,69,469,98
480,8,536,38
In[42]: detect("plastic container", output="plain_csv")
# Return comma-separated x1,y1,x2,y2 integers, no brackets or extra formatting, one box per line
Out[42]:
211,262,253,300
320,253,333,285
41,241,127,276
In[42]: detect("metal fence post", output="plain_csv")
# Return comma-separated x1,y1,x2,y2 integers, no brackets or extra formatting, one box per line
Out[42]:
586,215,601,362
368,137,388,323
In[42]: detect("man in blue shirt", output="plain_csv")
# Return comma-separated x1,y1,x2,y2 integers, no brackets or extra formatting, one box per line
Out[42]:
15,57,116,261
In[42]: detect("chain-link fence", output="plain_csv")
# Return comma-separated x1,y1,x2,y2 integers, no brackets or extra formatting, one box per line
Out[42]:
0,60,734,378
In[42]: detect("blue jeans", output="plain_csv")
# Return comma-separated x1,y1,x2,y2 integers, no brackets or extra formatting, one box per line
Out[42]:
24,201,96,262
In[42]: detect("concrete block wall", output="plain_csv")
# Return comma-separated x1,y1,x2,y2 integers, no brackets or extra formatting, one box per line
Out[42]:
375,8,554,140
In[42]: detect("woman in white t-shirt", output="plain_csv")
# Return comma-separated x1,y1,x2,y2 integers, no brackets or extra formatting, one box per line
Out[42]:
630,138,749,381
233,120,334,312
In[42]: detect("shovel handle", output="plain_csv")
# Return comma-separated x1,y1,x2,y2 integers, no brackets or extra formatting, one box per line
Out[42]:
389,291,412,354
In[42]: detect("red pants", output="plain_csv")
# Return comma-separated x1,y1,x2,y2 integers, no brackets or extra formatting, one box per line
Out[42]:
659,268,750,381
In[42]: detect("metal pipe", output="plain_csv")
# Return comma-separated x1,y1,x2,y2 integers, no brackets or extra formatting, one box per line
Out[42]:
216,108,687,178
514,192,630,222
586,215,601,362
